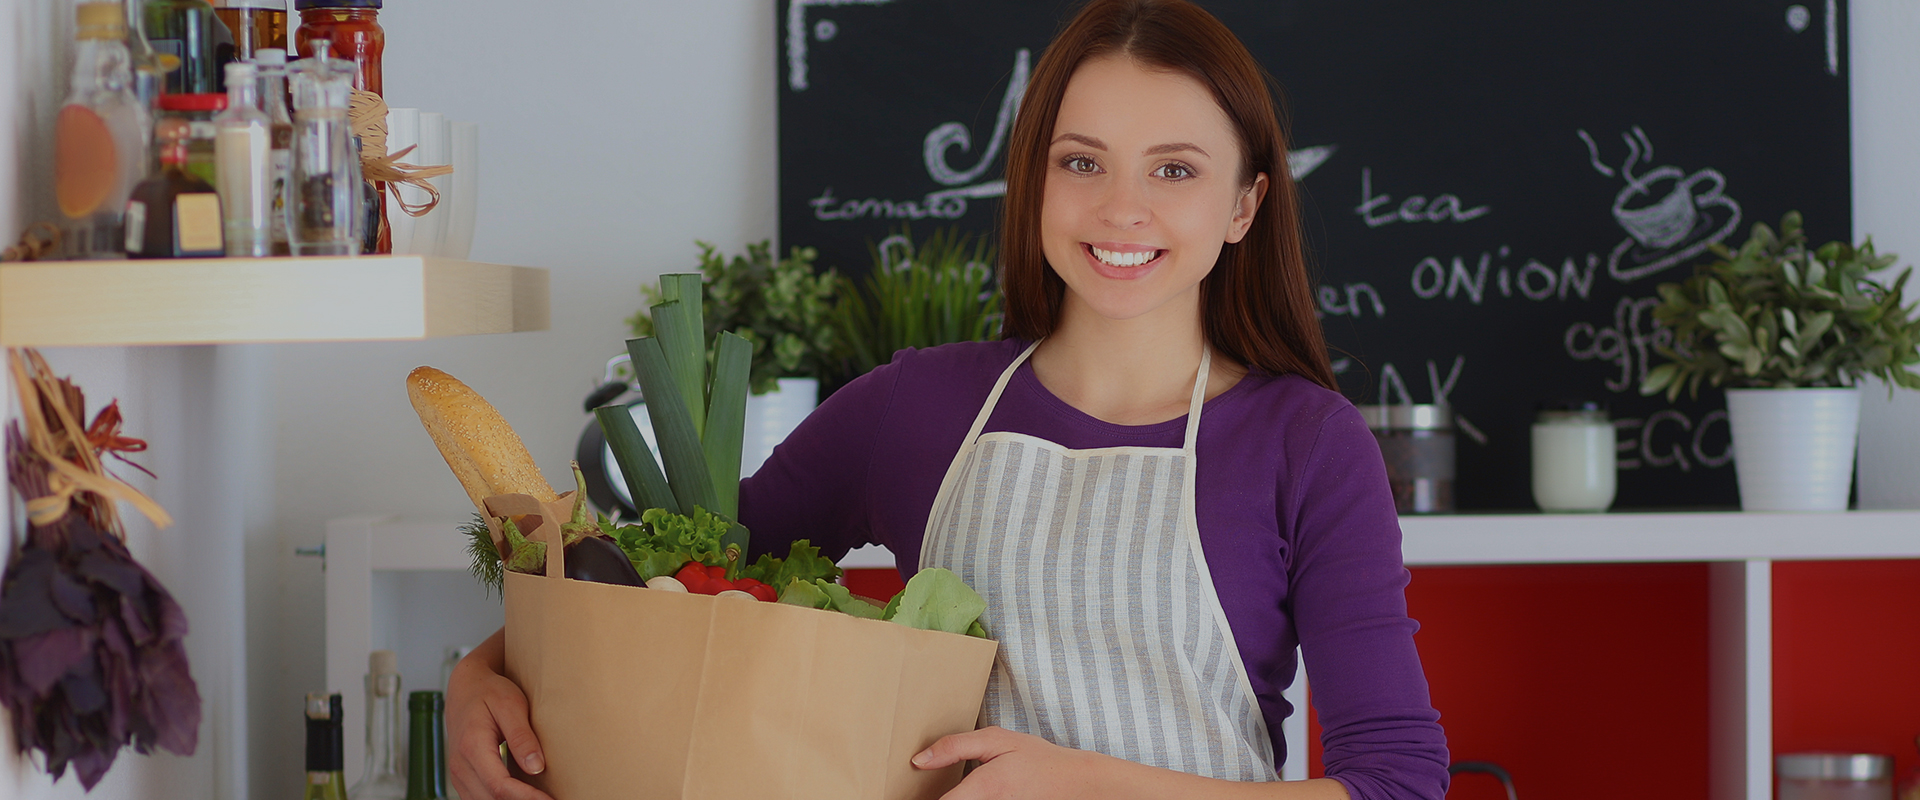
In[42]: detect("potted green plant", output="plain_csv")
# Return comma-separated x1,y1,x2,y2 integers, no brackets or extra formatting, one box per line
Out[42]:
1640,211,1920,510
628,241,839,475
830,226,1003,380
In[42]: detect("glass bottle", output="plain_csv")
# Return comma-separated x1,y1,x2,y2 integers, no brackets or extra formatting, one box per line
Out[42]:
125,116,224,258
306,693,348,800
143,0,234,94
292,0,383,96
123,0,167,113
349,650,407,799
255,48,295,254
287,41,361,255
405,692,447,800
214,61,271,256
56,2,149,260
211,0,285,61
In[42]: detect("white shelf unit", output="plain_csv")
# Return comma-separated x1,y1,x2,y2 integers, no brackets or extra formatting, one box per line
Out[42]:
326,510,1920,797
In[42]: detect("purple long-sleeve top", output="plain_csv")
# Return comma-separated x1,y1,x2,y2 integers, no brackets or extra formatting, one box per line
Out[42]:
738,339,1448,800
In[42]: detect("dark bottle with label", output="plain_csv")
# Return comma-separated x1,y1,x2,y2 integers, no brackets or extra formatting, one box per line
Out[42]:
143,0,235,93
305,693,347,800
405,691,447,800
125,116,224,258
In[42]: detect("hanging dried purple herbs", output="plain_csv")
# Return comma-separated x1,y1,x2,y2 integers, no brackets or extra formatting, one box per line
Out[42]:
0,349,198,790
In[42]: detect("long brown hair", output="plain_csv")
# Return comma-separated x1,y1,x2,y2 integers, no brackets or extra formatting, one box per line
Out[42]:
999,0,1337,391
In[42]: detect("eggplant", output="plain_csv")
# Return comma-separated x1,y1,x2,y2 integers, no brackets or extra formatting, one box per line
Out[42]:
564,535,645,587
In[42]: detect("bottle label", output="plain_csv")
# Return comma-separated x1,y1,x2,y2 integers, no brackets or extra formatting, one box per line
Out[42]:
124,200,145,253
175,193,224,254
308,772,330,785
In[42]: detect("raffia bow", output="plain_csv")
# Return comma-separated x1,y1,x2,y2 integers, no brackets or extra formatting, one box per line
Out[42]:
349,89,456,217
8,349,170,533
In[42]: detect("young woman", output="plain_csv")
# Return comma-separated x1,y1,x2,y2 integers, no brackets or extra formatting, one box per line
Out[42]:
448,2,1448,798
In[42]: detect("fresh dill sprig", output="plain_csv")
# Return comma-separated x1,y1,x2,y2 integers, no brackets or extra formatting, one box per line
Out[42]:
462,513,503,598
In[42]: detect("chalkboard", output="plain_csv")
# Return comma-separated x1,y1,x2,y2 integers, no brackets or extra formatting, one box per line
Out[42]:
777,0,1852,509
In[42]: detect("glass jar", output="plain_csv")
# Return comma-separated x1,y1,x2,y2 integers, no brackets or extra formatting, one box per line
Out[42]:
292,0,382,96
1360,404,1454,514
1531,401,1616,512
1778,753,1894,800
156,91,226,185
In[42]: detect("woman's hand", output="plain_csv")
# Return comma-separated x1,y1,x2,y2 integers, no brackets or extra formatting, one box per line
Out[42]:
447,628,553,800
913,726,1112,800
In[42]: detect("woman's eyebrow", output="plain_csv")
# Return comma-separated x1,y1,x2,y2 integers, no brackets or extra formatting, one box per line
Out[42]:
1144,142,1209,158
1052,132,1107,150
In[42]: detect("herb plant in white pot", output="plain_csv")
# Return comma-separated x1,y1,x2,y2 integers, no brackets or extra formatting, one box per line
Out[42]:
1641,212,1920,511
629,241,839,476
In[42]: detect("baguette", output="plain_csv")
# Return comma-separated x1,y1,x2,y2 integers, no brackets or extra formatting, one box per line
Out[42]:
406,366,557,513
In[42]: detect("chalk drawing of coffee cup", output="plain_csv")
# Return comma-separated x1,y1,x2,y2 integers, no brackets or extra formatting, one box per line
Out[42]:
1580,126,1742,283
1613,166,1723,249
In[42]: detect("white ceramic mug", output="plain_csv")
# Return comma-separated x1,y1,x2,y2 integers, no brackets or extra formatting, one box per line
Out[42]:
406,111,451,256
442,120,479,259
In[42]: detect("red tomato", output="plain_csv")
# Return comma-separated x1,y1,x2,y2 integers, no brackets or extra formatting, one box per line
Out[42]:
733,577,766,591
705,565,727,580
745,584,777,603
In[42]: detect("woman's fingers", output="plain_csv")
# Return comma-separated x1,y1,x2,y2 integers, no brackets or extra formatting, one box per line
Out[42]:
485,679,546,775
913,726,1021,770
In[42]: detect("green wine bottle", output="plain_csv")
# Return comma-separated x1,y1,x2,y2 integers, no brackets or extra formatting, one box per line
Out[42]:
304,693,347,800
405,691,447,799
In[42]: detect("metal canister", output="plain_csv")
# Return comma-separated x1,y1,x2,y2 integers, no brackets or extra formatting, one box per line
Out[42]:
1777,753,1894,800
1359,404,1455,514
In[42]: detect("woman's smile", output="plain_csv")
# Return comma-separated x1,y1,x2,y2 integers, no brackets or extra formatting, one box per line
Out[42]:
1083,242,1167,279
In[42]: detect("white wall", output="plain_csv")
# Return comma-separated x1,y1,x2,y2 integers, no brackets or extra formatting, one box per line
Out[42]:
1850,1,1920,509
251,1,778,797
1,1,1916,799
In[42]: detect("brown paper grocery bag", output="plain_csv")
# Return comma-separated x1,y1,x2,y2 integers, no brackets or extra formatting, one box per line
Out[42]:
488,492,998,800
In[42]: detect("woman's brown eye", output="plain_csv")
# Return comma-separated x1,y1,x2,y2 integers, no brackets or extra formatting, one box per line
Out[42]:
1064,156,1097,173
1157,164,1194,180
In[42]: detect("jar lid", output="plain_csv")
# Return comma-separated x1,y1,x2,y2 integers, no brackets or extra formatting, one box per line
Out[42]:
1776,753,1892,781
1537,399,1608,413
1356,404,1452,431
295,0,381,9
158,93,229,111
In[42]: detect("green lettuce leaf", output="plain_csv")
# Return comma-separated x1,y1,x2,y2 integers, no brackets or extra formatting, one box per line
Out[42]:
884,568,986,636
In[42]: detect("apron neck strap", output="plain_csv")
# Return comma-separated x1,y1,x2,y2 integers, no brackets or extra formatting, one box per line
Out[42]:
966,341,1213,453
1183,348,1211,452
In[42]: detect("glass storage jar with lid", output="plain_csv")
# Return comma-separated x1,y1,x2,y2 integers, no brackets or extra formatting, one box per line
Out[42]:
1531,400,1616,512
1359,404,1454,514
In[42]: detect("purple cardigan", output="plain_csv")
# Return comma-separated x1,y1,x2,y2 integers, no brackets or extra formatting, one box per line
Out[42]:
738,340,1448,800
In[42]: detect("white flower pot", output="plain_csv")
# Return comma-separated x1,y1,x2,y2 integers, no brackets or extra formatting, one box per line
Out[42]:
742,377,819,477
1725,387,1861,511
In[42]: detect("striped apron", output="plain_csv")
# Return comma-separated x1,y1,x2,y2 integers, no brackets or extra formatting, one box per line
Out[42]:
919,342,1277,781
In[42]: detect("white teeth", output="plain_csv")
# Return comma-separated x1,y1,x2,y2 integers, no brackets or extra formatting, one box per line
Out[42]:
1091,246,1157,267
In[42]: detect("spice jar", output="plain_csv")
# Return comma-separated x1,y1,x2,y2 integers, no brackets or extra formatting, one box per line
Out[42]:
1531,401,1616,512
286,41,360,255
1360,404,1454,514
155,92,226,185
1778,753,1894,800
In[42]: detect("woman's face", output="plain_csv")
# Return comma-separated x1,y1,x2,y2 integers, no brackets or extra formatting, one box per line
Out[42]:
1041,55,1267,326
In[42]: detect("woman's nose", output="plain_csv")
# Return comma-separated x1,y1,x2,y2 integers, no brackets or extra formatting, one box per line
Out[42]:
1096,176,1152,229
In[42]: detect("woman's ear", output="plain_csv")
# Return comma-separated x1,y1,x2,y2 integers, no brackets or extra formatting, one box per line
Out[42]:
1225,172,1269,244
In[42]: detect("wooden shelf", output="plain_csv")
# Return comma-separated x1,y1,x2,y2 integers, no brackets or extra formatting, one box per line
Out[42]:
0,255,549,346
